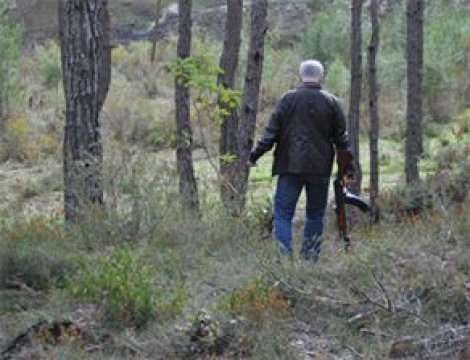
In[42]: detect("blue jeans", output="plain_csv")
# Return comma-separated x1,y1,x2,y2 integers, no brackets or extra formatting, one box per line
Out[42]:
273,175,330,260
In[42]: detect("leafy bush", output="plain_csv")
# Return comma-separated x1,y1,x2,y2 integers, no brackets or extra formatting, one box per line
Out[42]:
217,277,290,321
103,73,176,151
70,245,158,327
169,54,241,151
0,115,61,163
1,117,30,161
246,196,273,238
110,44,129,66
0,215,75,291
111,40,175,97
36,41,62,90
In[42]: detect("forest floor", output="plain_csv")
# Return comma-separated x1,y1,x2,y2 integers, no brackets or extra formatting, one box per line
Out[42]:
0,129,468,359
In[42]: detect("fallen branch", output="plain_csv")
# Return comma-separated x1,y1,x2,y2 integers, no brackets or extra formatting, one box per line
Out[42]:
371,269,393,311
1,320,82,359
389,325,470,359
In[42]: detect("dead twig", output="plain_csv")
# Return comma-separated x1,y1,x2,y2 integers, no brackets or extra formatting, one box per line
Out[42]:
389,325,470,358
371,269,393,311
347,308,379,324
349,283,390,311
344,344,366,359
274,278,353,308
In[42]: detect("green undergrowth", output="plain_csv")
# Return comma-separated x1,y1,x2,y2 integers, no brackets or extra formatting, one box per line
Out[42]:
0,215,76,292
66,243,186,329
0,135,468,357
0,184,468,358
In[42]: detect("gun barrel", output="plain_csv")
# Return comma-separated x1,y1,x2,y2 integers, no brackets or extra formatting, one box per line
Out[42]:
343,191,371,212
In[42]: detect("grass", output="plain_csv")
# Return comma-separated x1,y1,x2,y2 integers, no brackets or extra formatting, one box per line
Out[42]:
0,145,468,358
1,211,467,358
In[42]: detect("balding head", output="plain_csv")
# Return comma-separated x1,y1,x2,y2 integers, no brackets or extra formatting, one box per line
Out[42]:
299,60,324,83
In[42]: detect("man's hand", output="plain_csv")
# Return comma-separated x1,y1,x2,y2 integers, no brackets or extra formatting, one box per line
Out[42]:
342,173,355,188
249,151,257,167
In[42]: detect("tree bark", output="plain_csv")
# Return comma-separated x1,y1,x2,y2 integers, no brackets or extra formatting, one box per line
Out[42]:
218,0,243,211
405,0,424,184
175,0,199,210
368,0,380,223
0,77,3,123
0,84,4,123
150,0,163,63
233,0,268,212
59,0,111,222
348,0,363,194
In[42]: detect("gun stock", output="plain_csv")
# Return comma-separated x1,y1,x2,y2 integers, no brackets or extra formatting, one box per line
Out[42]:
334,179,350,250
334,151,370,250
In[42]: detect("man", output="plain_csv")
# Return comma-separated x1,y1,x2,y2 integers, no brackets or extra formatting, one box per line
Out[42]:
250,59,354,260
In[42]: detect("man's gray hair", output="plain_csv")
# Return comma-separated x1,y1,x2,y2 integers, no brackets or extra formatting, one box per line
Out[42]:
299,60,324,79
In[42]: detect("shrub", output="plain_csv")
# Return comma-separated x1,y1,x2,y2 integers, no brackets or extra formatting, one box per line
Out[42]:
1,117,28,160
433,142,469,172
36,41,62,91
387,183,434,221
70,245,158,327
423,121,443,138
0,113,61,163
246,196,273,238
217,277,290,322
103,75,175,151
0,215,75,291
111,40,175,97
110,44,129,66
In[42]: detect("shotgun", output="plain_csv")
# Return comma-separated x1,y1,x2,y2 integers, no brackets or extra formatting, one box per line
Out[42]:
334,150,370,250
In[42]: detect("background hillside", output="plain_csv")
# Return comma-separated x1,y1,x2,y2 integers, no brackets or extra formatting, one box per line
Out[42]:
13,0,314,47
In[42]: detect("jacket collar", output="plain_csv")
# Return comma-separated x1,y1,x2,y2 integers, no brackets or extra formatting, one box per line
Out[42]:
298,82,322,90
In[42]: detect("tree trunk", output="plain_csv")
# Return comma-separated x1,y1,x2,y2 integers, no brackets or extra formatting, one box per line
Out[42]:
233,0,268,212
0,93,5,133
59,0,111,223
348,0,363,194
368,0,380,223
0,77,3,124
0,84,4,123
0,79,9,123
405,0,424,184
175,0,199,210
150,0,163,63
218,0,243,211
